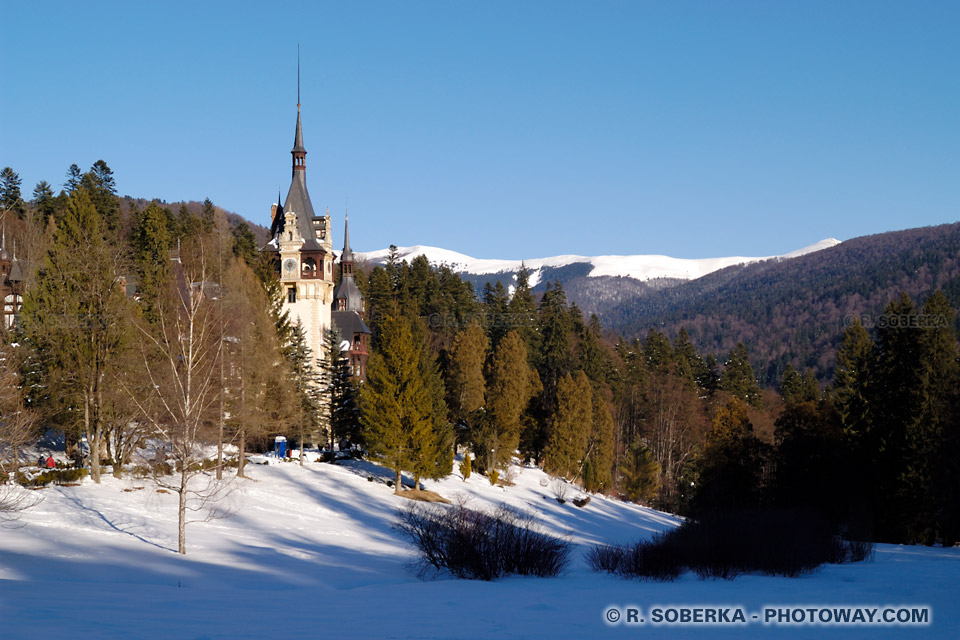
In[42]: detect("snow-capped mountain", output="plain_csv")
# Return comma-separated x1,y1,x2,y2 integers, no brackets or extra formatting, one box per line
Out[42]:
357,238,841,287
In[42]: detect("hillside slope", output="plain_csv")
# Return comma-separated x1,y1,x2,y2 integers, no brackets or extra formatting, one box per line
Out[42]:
607,222,960,383
1,458,957,639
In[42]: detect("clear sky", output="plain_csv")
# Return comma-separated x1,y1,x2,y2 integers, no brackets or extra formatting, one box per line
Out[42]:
2,1,959,259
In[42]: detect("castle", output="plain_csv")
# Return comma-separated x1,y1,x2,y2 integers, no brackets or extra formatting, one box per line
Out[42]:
263,101,369,377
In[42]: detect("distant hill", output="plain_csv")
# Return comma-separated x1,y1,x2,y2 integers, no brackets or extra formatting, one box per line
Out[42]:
604,222,960,383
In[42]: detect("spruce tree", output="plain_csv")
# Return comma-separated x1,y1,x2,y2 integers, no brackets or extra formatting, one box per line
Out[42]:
508,264,540,364
720,342,763,407
31,180,56,226
323,327,361,450
360,313,434,494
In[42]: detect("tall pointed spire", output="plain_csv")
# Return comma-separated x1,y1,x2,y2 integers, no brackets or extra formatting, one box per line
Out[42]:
343,200,353,259
292,45,306,174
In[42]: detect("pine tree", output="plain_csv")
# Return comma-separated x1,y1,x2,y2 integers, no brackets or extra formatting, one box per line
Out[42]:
459,449,471,480
64,164,82,194
0,167,24,218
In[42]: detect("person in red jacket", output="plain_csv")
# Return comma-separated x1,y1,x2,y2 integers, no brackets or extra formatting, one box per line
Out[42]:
45,455,55,469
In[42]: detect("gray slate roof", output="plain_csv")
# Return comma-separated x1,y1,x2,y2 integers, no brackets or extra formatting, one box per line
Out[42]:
332,310,371,338
333,275,364,312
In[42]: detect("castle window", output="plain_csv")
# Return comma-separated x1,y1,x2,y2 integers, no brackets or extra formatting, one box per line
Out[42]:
287,287,297,303
302,257,317,276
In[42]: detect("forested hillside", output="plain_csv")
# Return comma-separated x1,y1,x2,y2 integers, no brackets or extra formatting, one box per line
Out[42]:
603,222,960,384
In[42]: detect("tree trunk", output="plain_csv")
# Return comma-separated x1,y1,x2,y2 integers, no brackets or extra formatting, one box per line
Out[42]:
395,466,402,495
84,392,99,483
178,467,188,554
238,428,246,478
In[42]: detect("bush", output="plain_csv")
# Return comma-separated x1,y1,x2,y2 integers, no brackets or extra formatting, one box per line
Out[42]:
586,508,873,581
487,469,499,486
459,453,471,481
586,544,626,574
19,468,89,488
573,496,590,508
395,502,572,580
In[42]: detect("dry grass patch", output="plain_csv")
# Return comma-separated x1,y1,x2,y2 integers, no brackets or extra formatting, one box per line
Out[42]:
400,488,451,503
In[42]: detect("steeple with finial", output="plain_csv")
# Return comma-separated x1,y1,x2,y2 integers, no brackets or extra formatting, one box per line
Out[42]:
292,46,307,175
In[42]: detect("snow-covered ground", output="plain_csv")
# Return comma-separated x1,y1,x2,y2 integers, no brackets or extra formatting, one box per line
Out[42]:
1,457,956,639
358,238,841,283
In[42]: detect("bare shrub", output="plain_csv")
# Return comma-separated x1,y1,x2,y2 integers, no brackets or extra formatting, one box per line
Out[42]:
395,502,571,580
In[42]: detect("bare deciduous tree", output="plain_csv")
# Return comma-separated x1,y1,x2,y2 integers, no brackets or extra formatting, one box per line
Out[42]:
126,236,229,554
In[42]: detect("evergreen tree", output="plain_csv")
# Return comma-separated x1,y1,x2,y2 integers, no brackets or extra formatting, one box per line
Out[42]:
64,164,83,194
583,389,615,493
482,281,509,346
833,319,875,442
446,320,487,428
287,322,322,463
31,180,56,226
0,167,24,218
508,264,540,364
323,327,361,449
19,188,131,483
231,220,259,265
643,329,674,375
544,371,592,479
360,313,435,494
720,342,763,407
81,160,120,233
779,364,819,406
129,201,173,323
480,330,539,471
691,397,768,514
620,441,661,503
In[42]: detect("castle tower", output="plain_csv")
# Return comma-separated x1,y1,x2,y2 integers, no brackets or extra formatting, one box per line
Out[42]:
332,213,371,379
264,101,334,364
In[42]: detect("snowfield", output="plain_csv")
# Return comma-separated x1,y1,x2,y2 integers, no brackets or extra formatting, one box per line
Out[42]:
1,457,957,639
358,238,841,283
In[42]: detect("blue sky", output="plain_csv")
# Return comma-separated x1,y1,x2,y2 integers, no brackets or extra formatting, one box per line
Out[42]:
2,1,958,259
